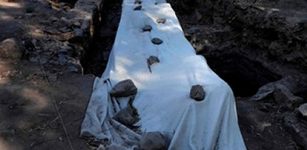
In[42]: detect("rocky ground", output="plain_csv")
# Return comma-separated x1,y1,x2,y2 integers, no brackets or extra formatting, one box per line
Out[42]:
0,0,96,149
1,0,307,149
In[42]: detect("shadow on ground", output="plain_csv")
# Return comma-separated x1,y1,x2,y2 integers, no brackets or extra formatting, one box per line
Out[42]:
0,1,95,149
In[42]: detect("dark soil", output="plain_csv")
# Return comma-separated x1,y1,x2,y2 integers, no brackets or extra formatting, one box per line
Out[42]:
168,0,307,149
2,0,307,149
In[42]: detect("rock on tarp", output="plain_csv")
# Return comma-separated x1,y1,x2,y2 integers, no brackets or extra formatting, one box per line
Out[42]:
81,0,246,149
109,79,138,97
190,85,206,101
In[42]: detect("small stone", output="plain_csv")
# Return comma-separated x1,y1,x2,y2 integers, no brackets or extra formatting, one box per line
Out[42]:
134,5,142,11
25,13,33,17
147,56,160,73
60,17,69,23
190,85,205,101
142,25,152,32
147,56,160,66
67,60,83,73
67,64,82,73
156,18,166,24
16,16,23,19
72,21,81,27
0,38,23,60
298,103,307,118
110,79,138,97
151,38,163,45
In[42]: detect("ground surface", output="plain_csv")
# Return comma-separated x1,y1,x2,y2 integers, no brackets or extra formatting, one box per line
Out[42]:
1,0,307,150
0,0,95,149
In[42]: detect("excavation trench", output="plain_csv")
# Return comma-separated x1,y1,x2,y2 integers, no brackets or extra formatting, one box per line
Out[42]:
81,0,281,97
81,0,122,76
205,53,281,97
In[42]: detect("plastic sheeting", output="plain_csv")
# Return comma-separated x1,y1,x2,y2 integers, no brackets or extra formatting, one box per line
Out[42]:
81,0,246,149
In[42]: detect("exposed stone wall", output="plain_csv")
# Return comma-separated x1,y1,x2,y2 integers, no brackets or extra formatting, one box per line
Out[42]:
68,0,104,57
43,0,105,74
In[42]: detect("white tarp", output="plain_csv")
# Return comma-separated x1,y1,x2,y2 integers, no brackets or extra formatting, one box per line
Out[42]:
81,0,246,149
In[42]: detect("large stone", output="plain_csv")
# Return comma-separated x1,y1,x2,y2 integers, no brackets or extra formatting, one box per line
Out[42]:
113,105,139,127
0,38,23,60
251,81,304,109
110,79,138,97
190,85,205,101
113,97,139,127
139,132,170,150
0,20,24,41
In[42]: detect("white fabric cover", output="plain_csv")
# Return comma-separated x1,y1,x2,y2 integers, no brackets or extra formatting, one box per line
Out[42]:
81,0,246,149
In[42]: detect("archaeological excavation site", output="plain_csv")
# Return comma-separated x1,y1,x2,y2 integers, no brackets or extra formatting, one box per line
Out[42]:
1,0,307,149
